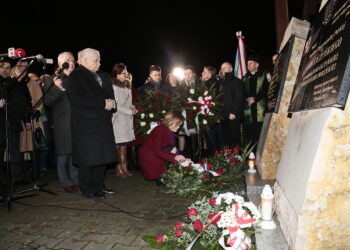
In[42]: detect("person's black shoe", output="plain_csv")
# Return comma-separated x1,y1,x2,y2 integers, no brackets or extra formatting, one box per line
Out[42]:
156,179,165,187
99,188,115,195
84,192,105,200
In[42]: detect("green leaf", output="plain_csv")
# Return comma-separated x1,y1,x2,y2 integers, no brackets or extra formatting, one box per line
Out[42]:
142,235,162,249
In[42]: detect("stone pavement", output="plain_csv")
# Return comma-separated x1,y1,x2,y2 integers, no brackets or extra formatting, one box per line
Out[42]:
0,168,193,250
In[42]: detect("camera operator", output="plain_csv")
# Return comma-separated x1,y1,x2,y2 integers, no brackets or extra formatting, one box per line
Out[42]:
0,60,31,185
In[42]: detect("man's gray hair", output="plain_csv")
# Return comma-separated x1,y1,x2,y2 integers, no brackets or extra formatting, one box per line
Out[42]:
79,48,100,63
57,52,74,64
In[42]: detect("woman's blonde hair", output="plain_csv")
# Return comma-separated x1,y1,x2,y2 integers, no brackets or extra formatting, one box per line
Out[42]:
162,110,184,128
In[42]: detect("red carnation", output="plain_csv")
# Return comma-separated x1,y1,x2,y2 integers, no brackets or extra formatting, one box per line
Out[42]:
164,94,171,100
183,166,190,172
226,153,233,158
193,219,203,232
137,108,143,113
199,159,206,164
154,106,160,111
175,229,182,238
155,92,161,96
187,208,198,217
230,158,238,164
176,221,183,230
218,167,224,173
209,198,216,207
233,147,240,153
207,163,213,171
224,148,229,153
202,173,209,179
214,151,220,156
156,234,164,243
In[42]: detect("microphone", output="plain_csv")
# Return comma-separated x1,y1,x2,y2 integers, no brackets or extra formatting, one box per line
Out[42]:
14,48,26,58
19,54,44,62
0,48,26,58
56,62,70,78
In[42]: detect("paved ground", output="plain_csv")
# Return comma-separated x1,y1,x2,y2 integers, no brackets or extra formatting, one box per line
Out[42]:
0,167,193,250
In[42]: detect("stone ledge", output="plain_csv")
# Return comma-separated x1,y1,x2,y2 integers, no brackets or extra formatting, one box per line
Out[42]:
245,172,288,250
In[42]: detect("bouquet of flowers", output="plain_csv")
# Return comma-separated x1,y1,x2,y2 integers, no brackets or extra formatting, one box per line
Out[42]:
143,192,261,249
162,146,252,197
135,90,182,136
135,84,221,138
180,84,221,134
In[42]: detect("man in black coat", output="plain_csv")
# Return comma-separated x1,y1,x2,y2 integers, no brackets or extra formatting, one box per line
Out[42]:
43,52,79,193
0,60,29,185
138,65,164,95
67,48,117,200
219,62,244,147
201,66,224,154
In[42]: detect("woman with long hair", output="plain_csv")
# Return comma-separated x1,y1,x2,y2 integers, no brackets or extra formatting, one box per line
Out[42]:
111,63,136,177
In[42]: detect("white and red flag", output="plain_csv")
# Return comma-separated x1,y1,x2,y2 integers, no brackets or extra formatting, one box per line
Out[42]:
234,31,247,79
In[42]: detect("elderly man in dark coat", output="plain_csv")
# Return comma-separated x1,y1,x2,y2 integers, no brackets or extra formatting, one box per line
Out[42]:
67,48,117,199
219,62,245,147
44,52,79,193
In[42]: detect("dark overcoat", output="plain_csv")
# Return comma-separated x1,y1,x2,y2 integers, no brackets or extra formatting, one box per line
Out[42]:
139,124,177,180
67,66,117,167
43,74,72,155
219,72,244,121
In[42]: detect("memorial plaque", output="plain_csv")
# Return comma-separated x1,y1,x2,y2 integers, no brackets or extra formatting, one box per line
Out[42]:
267,36,295,113
289,0,350,112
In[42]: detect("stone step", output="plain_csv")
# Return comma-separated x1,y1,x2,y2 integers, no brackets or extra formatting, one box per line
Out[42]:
245,172,289,250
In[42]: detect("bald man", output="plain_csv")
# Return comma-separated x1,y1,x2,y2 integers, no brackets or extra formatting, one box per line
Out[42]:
44,52,79,193
218,62,245,147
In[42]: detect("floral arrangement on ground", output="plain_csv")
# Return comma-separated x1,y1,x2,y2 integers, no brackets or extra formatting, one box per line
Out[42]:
143,192,261,249
135,84,221,138
162,144,253,198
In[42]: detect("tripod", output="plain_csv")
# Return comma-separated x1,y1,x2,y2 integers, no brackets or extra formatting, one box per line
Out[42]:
1,59,57,211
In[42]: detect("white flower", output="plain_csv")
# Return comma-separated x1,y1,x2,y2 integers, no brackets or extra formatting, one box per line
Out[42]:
209,112,214,116
189,89,195,94
149,113,154,118
193,106,197,110
141,113,145,119
187,98,193,102
203,119,207,124
204,91,208,96
162,110,166,114
140,122,146,127
198,96,203,102
200,110,205,115
192,164,204,173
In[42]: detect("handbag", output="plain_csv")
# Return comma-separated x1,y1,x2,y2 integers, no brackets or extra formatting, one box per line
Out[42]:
34,126,48,150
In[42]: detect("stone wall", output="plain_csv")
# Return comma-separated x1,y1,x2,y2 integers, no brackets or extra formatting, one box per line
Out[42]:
257,37,307,179
275,104,350,249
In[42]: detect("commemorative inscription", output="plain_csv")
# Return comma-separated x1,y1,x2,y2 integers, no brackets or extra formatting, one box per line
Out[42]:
289,0,350,112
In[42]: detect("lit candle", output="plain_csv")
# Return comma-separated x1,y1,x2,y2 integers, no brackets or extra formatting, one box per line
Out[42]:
260,185,276,229
247,152,256,173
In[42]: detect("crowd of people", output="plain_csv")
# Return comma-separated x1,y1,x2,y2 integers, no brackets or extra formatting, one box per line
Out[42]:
0,48,272,199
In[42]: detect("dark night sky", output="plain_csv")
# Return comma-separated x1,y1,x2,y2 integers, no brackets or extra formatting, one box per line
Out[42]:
1,0,278,87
